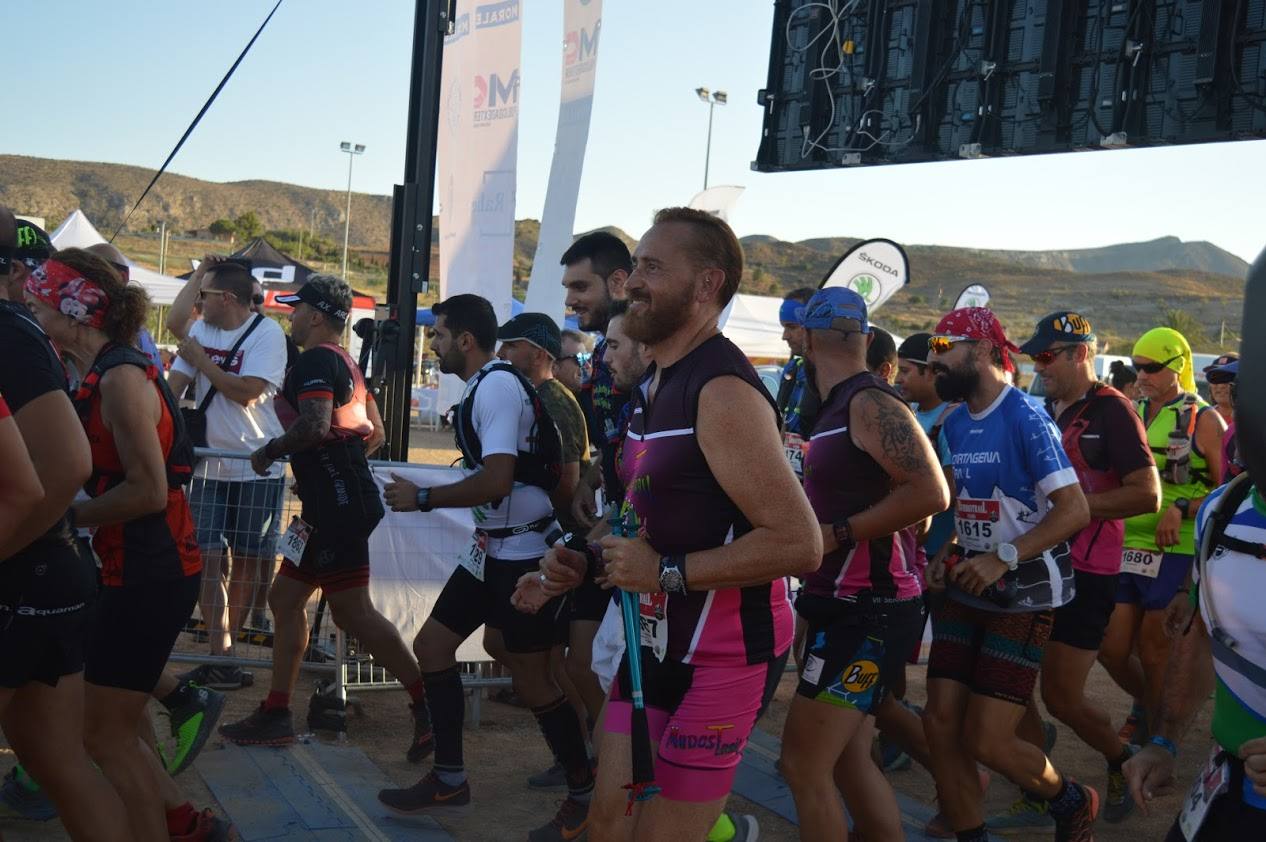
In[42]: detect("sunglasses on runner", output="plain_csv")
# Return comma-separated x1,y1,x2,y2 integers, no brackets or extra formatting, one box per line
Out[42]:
198,289,231,301
1131,354,1182,374
1029,345,1081,365
928,335,976,354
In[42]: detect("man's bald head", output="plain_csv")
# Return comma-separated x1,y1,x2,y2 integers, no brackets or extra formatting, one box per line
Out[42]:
85,242,130,277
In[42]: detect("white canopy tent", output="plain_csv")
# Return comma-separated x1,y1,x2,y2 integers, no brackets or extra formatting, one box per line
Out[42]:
49,210,186,306
721,293,790,360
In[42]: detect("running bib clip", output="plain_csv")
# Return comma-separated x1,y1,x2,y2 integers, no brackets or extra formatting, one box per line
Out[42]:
461,530,489,582
1121,548,1162,579
1179,747,1230,840
279,516,312,565
638,593,668,662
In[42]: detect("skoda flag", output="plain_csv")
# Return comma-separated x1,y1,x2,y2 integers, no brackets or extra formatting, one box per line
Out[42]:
954,283,990,310
820,239,910,315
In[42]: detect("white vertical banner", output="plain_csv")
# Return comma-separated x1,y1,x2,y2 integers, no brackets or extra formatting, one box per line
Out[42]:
438,0,523,404
522,0,604,325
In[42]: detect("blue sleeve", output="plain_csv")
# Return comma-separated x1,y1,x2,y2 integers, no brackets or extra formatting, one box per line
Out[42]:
1018,401,1078,494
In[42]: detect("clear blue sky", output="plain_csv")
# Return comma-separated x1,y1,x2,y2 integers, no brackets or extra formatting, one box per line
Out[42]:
8,0,1265,263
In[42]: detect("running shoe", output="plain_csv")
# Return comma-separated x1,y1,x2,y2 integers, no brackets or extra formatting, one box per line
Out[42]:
1118,703,1147,746
1053,781,1099,842
218,704,295,747
985,794,1054,831
177,664,254,691
406,703,434,763
527,797,590,841
170,807,236,841
0,767,56,821
163,684,227,776
1104,744,1137,823
378,771,471,816
527,763,567,791
728,812,760,841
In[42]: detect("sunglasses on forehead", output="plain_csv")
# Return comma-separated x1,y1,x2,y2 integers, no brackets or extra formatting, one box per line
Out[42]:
1131,354,1182,374
928,335,976,354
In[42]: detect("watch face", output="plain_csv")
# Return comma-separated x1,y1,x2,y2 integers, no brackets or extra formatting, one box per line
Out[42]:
661,568,683,593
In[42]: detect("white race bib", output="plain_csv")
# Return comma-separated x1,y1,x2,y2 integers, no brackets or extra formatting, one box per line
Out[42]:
279,517,311,565
638,592,669,662
1121,548,1163,579
955,499,1001,552
1179,747,1231,840
783,432,808,480
461,530,489,582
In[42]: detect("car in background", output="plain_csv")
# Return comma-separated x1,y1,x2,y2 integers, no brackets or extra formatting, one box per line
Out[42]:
756,364,783,400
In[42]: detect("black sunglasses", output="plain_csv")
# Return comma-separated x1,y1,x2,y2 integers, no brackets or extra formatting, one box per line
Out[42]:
252,293,265,306
1131,354,1182,374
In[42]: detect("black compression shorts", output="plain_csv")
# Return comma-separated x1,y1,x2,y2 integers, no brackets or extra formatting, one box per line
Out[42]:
85,574,200,693
430,558,564,654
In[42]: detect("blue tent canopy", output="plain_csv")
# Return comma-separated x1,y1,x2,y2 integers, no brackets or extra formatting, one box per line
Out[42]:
416,299,578,330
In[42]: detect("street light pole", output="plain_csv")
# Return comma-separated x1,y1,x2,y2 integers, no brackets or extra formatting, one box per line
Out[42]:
340,141,365,280
695,87,727,191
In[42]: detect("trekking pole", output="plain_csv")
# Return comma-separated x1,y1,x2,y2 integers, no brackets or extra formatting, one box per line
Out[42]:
610,512,660,812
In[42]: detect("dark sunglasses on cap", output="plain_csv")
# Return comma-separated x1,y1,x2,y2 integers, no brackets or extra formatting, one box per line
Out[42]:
1029,345,1080,365
1131,354,1182,374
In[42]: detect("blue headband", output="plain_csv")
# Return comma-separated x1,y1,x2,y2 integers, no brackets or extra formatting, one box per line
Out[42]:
780,299,805,326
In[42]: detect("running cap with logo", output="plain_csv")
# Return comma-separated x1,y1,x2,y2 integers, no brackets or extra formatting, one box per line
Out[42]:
275,282,349,324
1204,353,1238,377
1206,358,1238,384
933,307,1020,372
802,287,870,333
897,332,933,365
0,219,53,274
1019,310,1096,356
497,312,562,359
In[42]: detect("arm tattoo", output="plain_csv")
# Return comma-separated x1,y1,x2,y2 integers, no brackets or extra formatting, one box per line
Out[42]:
273,397,332,455
858,389,926,474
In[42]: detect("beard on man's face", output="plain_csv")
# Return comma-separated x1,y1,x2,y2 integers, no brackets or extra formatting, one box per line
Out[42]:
623,282,695,345
932,359,980,403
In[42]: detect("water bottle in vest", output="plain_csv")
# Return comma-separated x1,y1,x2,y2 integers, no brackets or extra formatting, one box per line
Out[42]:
1164,425,1192,485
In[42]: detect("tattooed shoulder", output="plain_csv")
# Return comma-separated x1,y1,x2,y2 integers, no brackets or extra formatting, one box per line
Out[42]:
855,388,926,473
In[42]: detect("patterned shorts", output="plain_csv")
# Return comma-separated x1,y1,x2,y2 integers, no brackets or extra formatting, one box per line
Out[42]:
927,598,1053,705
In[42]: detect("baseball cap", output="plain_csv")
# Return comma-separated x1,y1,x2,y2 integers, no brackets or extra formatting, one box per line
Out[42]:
801,287,870,333
275,282,350,324
1019,311,1096,356
897,332,933,364
497,312,562,359
0,219,53,275
1206,358,1238,384
1203,353,1238,375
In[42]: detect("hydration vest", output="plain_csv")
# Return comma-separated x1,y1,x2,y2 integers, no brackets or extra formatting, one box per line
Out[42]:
456,362,564,493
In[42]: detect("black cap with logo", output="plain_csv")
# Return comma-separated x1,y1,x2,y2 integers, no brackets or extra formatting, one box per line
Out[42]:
497,312,563,359
275,283,350,324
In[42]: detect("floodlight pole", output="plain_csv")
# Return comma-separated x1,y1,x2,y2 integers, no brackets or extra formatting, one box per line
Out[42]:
696,87,727,190
340,142,365,279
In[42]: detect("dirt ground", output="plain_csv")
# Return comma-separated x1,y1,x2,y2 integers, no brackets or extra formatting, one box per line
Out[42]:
0,429,1217,840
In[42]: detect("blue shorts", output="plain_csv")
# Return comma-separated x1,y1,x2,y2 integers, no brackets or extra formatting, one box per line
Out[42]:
1116,552,1192,611
189,477,286,558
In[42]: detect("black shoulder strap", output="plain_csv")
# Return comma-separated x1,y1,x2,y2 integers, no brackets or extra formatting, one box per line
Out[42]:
1199,473,1258,572
456,362,517,468
196,313,267,412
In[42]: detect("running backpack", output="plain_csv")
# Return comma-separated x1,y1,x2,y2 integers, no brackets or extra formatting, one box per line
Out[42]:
1198,472,1266,566
455,362,564,493
73,343,196,489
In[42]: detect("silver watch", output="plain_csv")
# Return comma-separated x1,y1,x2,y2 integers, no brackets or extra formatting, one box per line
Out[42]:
997,542,1019,571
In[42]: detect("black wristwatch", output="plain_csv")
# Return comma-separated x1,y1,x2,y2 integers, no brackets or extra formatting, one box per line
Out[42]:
1174,497,1191,519
659,555,687,595
415,487,434,512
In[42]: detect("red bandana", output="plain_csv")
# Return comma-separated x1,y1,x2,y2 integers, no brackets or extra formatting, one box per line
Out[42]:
934,307,1020,373
24,259,111,329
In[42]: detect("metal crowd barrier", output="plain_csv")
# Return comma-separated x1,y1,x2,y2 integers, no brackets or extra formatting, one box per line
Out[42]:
175,448,511,728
